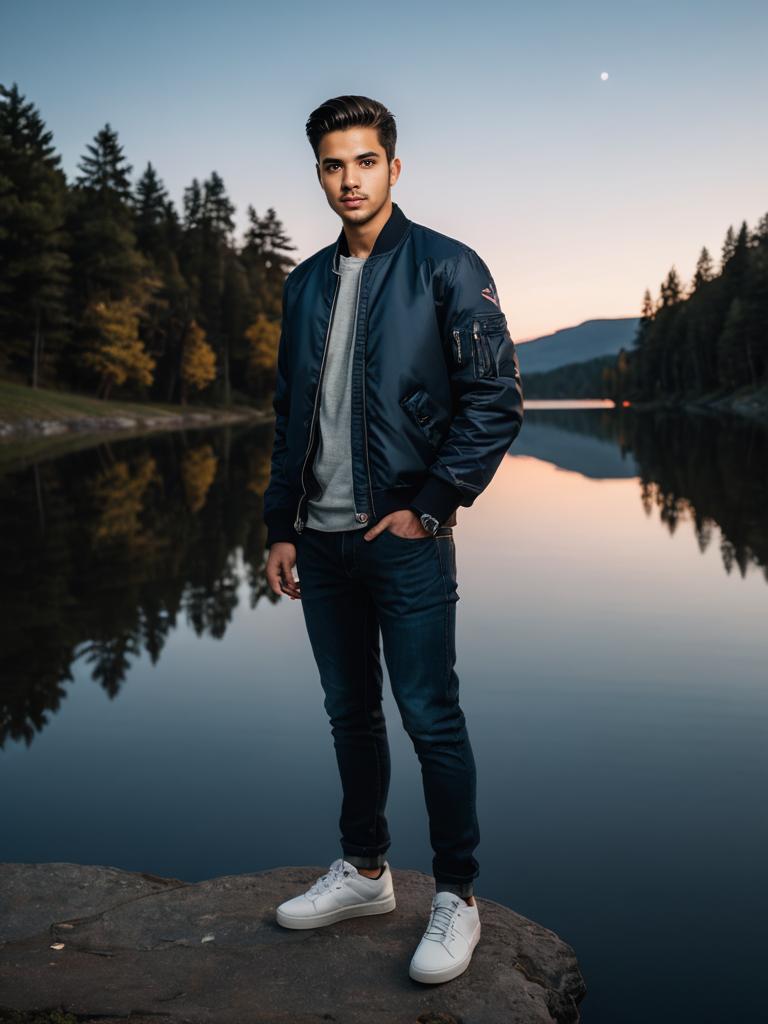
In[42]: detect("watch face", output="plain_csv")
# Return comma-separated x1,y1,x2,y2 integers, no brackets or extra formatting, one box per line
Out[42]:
421,513,440,535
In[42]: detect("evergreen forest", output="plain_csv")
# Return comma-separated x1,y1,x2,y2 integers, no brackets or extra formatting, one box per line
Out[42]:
0,82,296,406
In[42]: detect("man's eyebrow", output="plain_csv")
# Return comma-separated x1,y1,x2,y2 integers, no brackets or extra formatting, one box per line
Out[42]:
321,151,380,166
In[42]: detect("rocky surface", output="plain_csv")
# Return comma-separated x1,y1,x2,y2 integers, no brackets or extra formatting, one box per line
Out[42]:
0,862,587,1023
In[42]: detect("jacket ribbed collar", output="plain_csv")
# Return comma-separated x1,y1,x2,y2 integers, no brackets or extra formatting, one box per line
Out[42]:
332,201,410,273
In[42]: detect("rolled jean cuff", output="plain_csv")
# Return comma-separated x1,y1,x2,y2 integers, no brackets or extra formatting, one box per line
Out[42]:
343,852,387,869
435,880,474,899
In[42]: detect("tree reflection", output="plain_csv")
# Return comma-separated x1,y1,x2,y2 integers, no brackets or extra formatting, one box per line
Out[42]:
1,408,765,747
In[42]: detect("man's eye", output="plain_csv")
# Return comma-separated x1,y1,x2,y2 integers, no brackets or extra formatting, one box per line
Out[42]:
326,160,374,171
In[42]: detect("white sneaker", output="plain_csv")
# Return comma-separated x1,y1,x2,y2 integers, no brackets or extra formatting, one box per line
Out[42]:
275,857,396,929
409,891,481,984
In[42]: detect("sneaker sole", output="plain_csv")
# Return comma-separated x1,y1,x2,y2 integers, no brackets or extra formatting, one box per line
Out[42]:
408,922,481,984
276,891,397,929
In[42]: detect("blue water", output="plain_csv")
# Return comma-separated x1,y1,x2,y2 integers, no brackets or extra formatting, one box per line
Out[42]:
1,403,766,1022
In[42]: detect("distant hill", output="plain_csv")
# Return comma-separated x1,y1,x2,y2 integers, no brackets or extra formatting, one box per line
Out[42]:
515,317,640,375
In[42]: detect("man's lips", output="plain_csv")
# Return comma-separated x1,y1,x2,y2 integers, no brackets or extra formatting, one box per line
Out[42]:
341,196,365,204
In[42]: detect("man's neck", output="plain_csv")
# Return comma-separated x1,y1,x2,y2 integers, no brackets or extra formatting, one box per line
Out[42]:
343,198,393,259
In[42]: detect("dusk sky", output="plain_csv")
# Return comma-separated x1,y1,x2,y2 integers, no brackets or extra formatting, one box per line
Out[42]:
2,0,765,341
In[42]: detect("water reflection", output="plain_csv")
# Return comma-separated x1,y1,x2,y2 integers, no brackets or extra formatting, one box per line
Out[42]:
518,406,768,581
1,406,766,749
0,424,276,746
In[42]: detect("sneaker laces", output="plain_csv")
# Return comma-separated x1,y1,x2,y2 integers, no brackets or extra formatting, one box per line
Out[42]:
305,858,350,898
424,897,461,941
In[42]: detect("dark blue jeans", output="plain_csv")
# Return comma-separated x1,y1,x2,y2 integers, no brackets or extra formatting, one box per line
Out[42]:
294,521,480,898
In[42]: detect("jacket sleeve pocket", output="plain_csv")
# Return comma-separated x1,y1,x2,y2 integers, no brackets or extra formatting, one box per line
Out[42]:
470,311,520,380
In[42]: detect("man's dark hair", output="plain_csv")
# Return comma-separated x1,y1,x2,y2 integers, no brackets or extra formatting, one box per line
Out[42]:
305,95,397,163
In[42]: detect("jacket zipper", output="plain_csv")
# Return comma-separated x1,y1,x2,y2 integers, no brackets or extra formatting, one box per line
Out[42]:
354,269,377,521
472,320,488,376
452,328,463,366
472,319,496,376
294,275,341,532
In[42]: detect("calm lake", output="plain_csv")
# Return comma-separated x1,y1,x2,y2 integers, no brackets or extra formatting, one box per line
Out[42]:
1,400,766,1024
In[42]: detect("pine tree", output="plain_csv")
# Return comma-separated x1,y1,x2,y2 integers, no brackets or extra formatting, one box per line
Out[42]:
654,268,683,395
692,246,714,290
75,122,133,198
242,206,298,319
721,225,737,268
0,82,70,385
717,297,749,390
722,221,750,295
132,162,192,402
629,288,655,397
68,121,145,304
746,213,768,384
66,123,151,390
183,172,236,403
660,266,683,307
134,161,170,260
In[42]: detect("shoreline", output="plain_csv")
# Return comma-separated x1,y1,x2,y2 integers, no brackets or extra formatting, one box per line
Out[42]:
625,387,768,422
523,385,768,422
0,404,271,442
0,379,274,443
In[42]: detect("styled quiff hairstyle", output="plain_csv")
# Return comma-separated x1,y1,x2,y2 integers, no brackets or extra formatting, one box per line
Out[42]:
305,95,397,163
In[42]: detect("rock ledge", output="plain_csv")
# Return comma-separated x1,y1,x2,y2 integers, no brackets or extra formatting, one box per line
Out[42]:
0,862,587,1023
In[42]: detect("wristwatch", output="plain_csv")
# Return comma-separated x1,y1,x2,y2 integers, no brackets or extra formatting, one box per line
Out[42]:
408,505,440,536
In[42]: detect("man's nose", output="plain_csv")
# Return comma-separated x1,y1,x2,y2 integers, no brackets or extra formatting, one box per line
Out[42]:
342,168,360,190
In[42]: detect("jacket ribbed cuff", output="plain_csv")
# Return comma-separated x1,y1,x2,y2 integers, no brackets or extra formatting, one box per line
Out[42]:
264,508,297,549
409,474,465,526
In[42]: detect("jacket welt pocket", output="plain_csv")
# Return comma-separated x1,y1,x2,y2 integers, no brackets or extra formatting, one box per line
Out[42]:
400,387,445,449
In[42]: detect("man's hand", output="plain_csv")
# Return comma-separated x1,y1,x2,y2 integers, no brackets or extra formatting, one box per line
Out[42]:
266,542,301,600
363,509,431,541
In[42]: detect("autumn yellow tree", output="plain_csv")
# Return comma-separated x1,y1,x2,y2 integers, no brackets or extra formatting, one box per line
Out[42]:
180,319,217,404
245,313,281,390
82,295,157,399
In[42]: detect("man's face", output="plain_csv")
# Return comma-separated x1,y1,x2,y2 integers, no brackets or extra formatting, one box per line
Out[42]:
316,126,400,226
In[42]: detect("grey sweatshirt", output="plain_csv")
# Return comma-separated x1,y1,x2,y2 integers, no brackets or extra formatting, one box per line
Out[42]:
305,253,368,531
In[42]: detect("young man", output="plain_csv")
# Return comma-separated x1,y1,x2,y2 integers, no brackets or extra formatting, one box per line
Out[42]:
264,95,524,984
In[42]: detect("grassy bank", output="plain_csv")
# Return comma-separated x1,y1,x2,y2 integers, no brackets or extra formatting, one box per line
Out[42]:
0,379,271,444
0,378,266,424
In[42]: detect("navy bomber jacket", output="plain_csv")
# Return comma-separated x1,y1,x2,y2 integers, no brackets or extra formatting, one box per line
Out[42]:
263,201,524,548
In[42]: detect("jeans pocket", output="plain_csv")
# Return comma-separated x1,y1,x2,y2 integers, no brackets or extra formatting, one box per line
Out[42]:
386,528,433,542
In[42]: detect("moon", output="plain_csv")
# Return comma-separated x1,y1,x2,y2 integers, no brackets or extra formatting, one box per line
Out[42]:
600,71,609,80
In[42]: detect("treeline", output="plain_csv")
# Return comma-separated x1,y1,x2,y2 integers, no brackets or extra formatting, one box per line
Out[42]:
0,82,297,404
604,211,768,402
521,354,617,399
